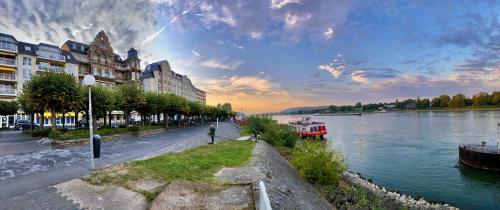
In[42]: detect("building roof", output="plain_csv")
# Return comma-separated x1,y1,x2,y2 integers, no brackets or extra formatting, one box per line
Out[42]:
142,60,165,79
37,43,60,50
62,50,79,64
0,33,17,42
17,41,37,56
115,54,124,63
127,48,139,60
63,40,89,54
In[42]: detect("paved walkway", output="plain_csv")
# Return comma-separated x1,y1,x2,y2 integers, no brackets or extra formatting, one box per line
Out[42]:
0,122,240,209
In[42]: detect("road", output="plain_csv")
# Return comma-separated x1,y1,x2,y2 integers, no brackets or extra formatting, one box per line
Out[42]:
0,122,240,209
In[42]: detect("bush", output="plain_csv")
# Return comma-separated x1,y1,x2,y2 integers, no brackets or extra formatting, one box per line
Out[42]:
262,123,297,148
128,126,139,132
28,129,51,137
245,115,274,137
291,141,346,186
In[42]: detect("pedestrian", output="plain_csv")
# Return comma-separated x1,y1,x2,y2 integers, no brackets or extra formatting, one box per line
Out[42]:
208,124,216,144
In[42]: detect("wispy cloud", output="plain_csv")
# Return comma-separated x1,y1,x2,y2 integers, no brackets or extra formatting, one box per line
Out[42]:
200,58,242,70
140,26,166,47
351,71,369,84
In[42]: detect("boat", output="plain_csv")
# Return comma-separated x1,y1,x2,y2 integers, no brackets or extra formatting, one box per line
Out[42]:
289,117,327,139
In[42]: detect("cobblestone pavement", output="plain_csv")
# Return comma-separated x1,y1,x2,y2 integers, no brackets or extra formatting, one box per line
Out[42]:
0,122,240,209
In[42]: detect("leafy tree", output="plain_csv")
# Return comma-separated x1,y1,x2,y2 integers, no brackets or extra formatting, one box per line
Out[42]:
438,95,451,107
472,92,489,106
450,93,466,107
137,92,160,125
17,92,37,132
0,101,18,116
24,73,80,130
116,83,145,127
491,91,500,106
83,85,115,129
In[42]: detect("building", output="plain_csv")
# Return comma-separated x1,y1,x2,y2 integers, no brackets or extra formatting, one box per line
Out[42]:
142,60,206,104
61,31,141,87
0,33,18,101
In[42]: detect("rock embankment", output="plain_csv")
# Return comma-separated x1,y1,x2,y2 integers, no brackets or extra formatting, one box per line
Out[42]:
343,172,458,210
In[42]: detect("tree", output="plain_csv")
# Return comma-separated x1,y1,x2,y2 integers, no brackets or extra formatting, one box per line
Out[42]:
472,92,489,106
450,93,466,107
116,83,145,128
137,92,159,125
491,91,500,106
438,95,451,107
24,73,80,130
221,102,232,112
17,92,37,132
83,85,115,129
0,101,18,116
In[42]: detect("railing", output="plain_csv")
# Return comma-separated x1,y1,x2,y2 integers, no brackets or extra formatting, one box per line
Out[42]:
0,57,15,66
258,181,272,210
0,42,17,53
39,65,64,73
37,53,65,62
0,90,16,96
0,73,16,81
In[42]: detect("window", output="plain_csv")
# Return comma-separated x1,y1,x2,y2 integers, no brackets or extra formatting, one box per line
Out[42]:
80,45,84,51
71,43,76,49
23,67,31,80
99,42,105,49
23,57,27,65
24,46,31,51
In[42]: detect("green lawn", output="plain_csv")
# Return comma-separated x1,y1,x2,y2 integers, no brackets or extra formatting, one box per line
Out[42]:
88,140,255,186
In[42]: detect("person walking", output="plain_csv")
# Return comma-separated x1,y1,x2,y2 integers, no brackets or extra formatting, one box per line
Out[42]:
208,124,216,144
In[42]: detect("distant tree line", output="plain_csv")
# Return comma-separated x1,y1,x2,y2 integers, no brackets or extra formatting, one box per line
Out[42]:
14,72,234,132
286,91,500,114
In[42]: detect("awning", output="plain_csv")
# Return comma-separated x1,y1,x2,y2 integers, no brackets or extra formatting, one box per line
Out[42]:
42,112,81,117
0,51,16,57
0,66,16,72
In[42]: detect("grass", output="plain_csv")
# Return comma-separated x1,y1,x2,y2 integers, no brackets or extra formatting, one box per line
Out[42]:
88,140,255,186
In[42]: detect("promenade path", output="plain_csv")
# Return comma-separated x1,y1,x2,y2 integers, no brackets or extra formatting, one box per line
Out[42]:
0,122,240,209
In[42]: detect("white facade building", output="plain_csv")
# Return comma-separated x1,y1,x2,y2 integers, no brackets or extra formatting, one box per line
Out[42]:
142,60,206,104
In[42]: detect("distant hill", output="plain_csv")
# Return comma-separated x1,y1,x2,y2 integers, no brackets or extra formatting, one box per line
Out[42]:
281,106,330,114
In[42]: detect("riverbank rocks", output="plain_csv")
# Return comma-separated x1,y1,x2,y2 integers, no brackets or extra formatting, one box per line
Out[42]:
343,171,459,210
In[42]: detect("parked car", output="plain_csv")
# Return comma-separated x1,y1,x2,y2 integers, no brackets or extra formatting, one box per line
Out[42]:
15,119,40,131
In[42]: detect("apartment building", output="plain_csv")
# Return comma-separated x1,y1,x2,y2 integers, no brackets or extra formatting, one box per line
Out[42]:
61,31,142,87
142,60,206,104
0,33,18,101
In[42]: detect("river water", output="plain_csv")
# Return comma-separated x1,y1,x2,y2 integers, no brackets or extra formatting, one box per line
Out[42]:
274,111,500,209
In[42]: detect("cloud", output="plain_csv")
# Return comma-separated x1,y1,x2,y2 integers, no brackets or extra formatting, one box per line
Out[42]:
200,58,242,70
140,26,166,47
162,0,360,42
351,71,369,84
318,63,344,79
191,50,201,57
323,27,334,39
0,0,159,57
195,75,312,113
270,0,300,9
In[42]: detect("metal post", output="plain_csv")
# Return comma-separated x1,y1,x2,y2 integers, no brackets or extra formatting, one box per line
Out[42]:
216,118,219,128
89,87,95,170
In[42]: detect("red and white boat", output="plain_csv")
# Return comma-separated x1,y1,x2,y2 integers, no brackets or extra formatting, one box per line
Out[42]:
289,117,327,139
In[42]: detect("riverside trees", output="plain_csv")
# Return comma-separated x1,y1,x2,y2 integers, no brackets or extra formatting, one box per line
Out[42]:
18,73,234,131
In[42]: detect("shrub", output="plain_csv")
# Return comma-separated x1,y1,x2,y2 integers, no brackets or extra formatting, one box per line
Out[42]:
29,129,51,137
262,123,297,148
245,115,274,137
291,141,346,186
128,126,140,132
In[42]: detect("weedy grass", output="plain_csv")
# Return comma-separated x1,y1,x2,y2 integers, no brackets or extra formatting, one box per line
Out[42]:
88,140,255,186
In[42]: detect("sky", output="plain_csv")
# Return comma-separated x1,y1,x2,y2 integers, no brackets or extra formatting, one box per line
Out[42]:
1,0,499,113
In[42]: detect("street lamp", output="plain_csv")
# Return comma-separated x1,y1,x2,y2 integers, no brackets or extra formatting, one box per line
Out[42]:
83,75,96,170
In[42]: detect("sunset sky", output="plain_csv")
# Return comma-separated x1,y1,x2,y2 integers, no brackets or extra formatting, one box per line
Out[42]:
1,0,499,113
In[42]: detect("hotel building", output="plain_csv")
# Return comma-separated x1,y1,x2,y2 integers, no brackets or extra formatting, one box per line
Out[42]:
142,60,206,104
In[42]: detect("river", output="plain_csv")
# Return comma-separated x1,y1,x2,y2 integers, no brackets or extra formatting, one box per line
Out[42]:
274,111,500,209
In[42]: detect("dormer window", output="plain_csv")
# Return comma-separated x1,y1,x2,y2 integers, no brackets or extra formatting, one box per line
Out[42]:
80,45,84,51
24,46,31,51
71,43,76,49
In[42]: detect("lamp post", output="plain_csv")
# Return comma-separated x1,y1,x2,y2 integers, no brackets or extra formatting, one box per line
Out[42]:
83,75,96,170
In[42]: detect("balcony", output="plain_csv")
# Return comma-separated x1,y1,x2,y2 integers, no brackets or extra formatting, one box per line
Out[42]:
0,89,16,96
0,42,17,53
0,73,16,82
37,53,65,62
0,57,16,66
38,65,64,73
